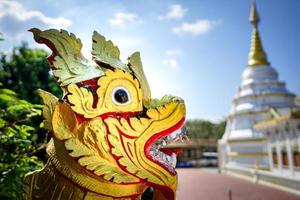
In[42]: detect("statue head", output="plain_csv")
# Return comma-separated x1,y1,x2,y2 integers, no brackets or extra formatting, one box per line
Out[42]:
30,28,186,199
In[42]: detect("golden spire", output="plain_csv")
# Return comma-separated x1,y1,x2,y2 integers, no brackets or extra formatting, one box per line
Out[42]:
248,0,270,66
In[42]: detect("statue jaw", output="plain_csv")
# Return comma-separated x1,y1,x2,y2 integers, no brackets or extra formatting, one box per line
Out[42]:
145,117,186,175
143,117,186,200
134,100,186,198
100,98,186,199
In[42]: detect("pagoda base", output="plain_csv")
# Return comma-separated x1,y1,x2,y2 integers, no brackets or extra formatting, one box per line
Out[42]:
221,164,300,196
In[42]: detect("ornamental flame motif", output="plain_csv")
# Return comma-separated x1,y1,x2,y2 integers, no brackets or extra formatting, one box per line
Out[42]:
23,28,186,200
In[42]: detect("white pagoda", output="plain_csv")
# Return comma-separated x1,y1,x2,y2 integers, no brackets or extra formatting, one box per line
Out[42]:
219,1,300,194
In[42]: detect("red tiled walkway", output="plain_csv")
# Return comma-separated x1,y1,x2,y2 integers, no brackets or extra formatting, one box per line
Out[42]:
176,168,300,200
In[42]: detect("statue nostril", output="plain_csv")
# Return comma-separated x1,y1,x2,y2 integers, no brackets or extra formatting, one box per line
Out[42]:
136,106,149,119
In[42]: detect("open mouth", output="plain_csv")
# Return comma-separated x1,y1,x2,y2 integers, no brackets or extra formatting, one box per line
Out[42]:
146,120,188,174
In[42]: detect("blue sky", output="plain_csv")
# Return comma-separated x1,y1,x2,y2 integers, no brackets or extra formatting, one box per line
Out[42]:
1,0,300,122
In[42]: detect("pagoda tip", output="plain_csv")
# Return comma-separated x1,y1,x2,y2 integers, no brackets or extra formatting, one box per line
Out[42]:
249,0,260,26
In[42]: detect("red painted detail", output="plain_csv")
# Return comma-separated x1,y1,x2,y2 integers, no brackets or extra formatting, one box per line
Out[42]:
113,127,146,179
53,153,149,198
103,120,114,150
117,126,137,140
81,78,99,90
74,110,144,126
50,159,122,198
147,182,175,200
144,117,185,175
36,37,58,70
38,36,102,108
99,111,143,120
104,119,150,186
104,120,140,184
92,93,98,109
125,117,136,132
118,128,135,161
160,148,182,156
75,114,87,125
127,142,134,158
81,78,100,108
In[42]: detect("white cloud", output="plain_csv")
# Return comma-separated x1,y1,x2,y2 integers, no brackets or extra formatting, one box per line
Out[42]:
109,12,137,27
173,19,220,36
166,49,181,57
0,0,71,38
159,4,187,20
163,58,179,70
162,49,181,71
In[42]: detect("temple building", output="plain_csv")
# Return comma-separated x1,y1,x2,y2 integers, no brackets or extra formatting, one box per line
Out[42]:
218,1,300,194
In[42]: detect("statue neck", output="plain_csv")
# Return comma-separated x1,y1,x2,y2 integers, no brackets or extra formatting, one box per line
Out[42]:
24,139,147,199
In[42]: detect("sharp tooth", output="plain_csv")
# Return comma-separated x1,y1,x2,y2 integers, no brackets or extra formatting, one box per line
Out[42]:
171,132,177,140
162,154,167,162
182,135,190,142
181,125,187,135
177,131,182,137
166,155,171,163
171,153,177,168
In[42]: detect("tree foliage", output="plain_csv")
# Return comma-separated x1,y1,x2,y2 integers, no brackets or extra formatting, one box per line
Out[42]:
0,41,55,199
186,119,226,139
0,83,47,199
0,42,61,104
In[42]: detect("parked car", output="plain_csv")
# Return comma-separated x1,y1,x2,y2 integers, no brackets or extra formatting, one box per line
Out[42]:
176,161,193,168
176,152,218,168
199,152,218,167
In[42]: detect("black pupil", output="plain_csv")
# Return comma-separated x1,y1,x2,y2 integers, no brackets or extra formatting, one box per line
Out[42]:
114,89,129,104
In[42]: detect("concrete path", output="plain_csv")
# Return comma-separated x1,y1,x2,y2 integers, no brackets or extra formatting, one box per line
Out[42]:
176,168,300,200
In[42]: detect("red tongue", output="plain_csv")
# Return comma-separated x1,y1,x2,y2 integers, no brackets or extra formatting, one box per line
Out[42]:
160,148,182,156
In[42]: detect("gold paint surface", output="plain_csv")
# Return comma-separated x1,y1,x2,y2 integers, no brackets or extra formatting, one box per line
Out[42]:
37,89,58,131
25,28,186,200
248,0,270,67
29,28,104,86
67,69,143,118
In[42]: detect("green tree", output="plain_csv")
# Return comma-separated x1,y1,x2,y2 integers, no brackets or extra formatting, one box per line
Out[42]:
186,119,226,139
213,120,226,139
0,42,61,104
0,84,46,199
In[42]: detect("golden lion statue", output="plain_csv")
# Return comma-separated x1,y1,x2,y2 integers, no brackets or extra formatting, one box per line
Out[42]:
23,28,186,200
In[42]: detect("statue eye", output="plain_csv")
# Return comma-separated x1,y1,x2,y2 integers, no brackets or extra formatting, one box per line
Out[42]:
112,87,131,105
